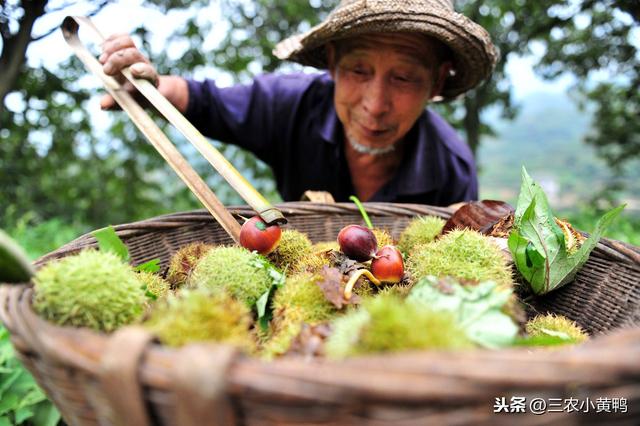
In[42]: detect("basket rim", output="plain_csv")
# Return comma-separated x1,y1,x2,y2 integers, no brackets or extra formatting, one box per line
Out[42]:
34,202,640,267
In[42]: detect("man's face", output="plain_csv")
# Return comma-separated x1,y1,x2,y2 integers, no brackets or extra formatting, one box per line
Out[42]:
328,33,446,151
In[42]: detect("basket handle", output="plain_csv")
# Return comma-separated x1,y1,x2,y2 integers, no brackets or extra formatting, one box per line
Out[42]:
61,16,287,241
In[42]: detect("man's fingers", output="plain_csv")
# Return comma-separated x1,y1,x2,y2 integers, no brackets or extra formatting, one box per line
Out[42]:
130,62,158,85
100,33,136,57
102,47,149,75
100,93,118,110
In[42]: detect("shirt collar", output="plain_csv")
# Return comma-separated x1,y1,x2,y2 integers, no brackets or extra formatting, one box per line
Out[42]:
391,111,445,196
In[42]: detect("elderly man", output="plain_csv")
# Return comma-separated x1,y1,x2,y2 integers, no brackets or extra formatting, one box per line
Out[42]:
100,0,497,205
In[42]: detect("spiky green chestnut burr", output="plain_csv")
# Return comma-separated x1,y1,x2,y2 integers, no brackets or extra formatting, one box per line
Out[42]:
261,272,337,359
33,250,145,332
407,229,513,289
144,288,254,350
312,241,339,252
294,242,337,273
325,293,472,358
372,228,394,248
188,246,273,307
397,216,445,255
526,314,589,343
268,229,313,272
165,242,214,289
137,271,170,300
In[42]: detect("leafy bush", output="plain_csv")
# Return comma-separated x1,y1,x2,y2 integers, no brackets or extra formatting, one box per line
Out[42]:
562,209,640,247
0,327,60,426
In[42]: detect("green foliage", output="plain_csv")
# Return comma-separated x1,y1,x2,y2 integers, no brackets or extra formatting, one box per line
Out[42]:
0,326,61,426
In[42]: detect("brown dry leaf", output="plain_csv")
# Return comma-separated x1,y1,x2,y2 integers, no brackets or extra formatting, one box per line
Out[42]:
487,212,515,238
442,200,514,235
329,250,365,276
285,323,333,359
316,266,361,309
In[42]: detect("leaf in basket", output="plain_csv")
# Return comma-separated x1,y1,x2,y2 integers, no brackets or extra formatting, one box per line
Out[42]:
316,266,361,309
508,166,625,294
285,323,333,359
250,255,286,330
91,226,129,261
134,258,161,273
407,276,519,348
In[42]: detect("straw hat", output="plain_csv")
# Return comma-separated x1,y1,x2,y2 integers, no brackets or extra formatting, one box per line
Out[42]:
273,0,499,99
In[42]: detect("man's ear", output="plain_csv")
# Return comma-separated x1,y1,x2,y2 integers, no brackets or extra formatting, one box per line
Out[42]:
431,61,453,99
326,42,337,79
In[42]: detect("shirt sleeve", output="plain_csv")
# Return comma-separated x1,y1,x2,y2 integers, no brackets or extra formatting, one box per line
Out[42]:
183,73,315,168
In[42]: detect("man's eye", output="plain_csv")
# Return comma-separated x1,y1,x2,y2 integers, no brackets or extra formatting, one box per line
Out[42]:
350,67,368,76
393,75,414,83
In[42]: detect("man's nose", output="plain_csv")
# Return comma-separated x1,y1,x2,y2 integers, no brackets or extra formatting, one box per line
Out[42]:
362,77,391,117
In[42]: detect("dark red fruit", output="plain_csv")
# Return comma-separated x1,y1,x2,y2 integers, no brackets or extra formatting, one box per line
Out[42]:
371,245,404,283
337,225,378,262
239,216,282,255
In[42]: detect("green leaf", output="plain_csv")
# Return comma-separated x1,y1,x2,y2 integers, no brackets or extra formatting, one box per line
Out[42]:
249,255,286,330
0,229,34,283
14,406,34,424
509,167,625,294
407,277,519,349
91,226,129,261
134,259,161,273
0,394,18,415
31,402,61,426
0,416,12,426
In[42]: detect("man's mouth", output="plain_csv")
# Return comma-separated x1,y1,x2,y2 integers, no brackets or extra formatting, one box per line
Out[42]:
358,123,392,138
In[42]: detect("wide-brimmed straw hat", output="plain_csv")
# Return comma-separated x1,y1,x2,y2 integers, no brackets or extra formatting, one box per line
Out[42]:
273,0,499,100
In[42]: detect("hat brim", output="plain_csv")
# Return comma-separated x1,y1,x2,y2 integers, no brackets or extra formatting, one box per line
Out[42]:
274,8,498,100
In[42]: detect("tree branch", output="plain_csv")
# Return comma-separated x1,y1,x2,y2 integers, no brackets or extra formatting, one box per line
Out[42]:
0,0,47,114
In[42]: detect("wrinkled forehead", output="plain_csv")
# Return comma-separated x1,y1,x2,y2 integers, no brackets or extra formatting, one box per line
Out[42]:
334,32,442,67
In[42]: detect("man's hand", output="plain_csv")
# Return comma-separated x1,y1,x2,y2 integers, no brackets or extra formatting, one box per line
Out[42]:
98,33,158,110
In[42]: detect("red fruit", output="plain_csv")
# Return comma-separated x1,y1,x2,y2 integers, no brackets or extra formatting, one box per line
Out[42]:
239,216,282,255
337,224,378,262
371,245,404,283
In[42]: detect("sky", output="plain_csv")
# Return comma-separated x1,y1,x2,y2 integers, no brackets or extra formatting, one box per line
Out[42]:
24,0,576,101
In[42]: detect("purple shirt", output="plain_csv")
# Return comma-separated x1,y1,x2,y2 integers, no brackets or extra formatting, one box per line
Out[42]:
185,72,477,205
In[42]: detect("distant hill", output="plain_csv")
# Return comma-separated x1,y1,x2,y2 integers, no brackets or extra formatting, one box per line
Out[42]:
477,91,640,212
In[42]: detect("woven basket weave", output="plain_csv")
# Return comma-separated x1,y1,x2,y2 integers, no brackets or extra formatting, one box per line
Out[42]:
1,202,639,425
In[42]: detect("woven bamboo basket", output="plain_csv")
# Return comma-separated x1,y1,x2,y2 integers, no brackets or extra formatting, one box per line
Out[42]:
1,202,640,426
